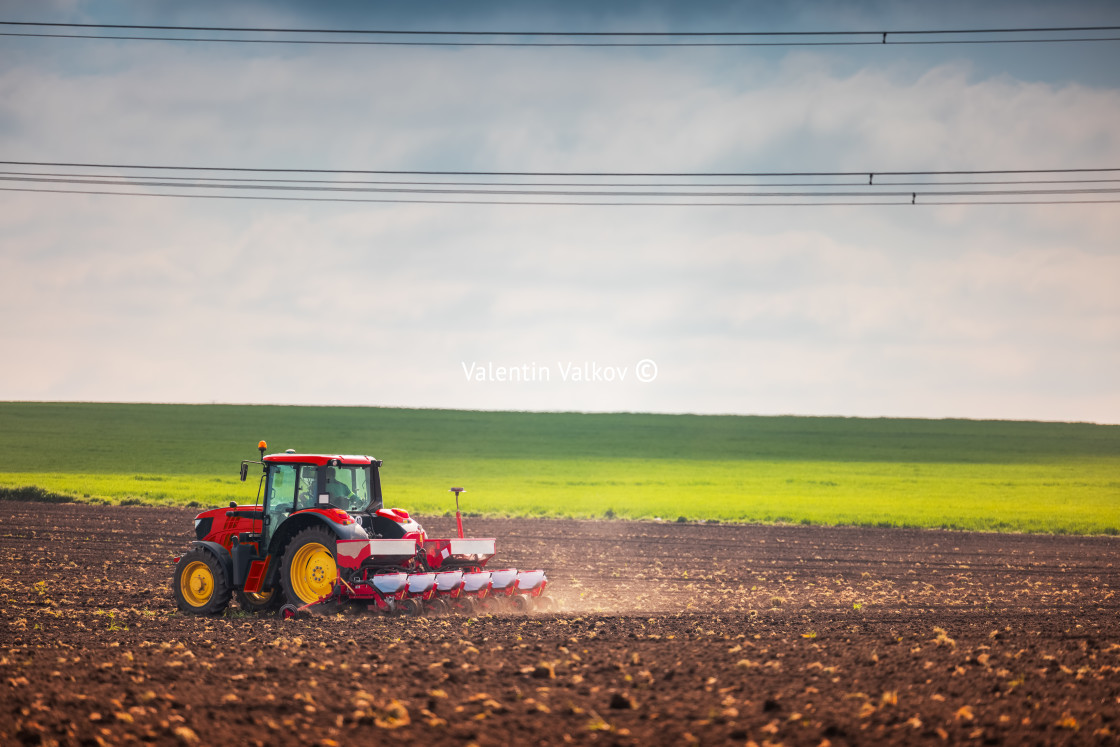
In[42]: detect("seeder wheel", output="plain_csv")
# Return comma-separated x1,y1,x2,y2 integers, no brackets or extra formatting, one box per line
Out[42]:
426,598,451,616
401,598,425,617
280,603,311,621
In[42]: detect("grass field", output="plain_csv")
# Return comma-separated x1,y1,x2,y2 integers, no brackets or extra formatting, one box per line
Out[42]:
0,402,1117,534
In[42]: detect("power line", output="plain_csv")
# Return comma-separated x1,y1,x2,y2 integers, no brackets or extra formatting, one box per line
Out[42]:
4,21,1119,36
4,169,1118,188
3,174,1118,199
5,185,1118,206
3,159,1117,178
1,21,1118,47
4,31,1119,47
4,161,1117,206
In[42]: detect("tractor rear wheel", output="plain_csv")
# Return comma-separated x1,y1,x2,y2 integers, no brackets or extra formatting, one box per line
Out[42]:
281,526,338,606
236,586,284,614
173,547,232,615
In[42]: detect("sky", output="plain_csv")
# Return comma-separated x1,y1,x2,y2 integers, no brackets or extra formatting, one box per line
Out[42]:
1,0,1119,423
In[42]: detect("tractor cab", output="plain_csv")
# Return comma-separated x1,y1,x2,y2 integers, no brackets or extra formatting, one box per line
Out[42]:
262,454,381,513
253,451,424,546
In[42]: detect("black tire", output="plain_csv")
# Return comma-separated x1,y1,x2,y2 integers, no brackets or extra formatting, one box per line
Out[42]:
427,598,451,616
472,596,496,615
236,586,284,614
173,547,232,615
280,526,339,606
280,603,311,621
400,598,425,617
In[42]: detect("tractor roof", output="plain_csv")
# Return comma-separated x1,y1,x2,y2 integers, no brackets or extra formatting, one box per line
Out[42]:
263,454,380,466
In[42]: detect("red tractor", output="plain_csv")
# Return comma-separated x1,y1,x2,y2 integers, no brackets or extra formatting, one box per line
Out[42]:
172,441,550,616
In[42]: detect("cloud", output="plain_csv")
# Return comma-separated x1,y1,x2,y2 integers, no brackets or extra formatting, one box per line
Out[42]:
1,24,1118,422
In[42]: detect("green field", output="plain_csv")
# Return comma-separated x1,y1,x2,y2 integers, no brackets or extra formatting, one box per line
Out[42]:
0,402,1117,534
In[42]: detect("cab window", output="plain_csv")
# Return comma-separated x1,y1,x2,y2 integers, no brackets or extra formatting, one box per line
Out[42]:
297,465,319,509
266,464,296,517
325,465,372,510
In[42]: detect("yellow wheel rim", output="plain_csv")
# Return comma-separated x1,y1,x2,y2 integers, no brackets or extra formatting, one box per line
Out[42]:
291,542,336,603
180,560,214,608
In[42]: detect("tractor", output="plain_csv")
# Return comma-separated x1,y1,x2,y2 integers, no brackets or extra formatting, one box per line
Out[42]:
172,441,549,616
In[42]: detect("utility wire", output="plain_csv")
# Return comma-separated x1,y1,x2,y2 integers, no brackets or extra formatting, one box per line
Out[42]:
4,161,1117,205
3,160,1118,178
3,174,1118,199
5,186,1118,206
4,169,1118,188
4,32,1120,46
4,187,1115,207
2,21,1118,46
4,21,1119,36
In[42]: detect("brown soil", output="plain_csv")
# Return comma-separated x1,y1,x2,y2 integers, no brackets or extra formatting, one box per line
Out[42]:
1,501,1119,746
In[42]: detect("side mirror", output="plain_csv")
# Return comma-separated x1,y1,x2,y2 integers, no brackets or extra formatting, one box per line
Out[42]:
239,463,249,482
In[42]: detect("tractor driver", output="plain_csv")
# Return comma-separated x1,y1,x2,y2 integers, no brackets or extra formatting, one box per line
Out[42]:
325,466,358,509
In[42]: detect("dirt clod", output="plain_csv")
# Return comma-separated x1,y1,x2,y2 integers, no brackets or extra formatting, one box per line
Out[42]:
0,502,1118,745
608,692,636,710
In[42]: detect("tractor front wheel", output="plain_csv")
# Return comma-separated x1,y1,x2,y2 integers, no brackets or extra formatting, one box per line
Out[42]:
173,547,232,615
281,526,338,606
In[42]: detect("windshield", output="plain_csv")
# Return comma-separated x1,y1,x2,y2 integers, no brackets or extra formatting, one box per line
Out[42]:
324,464,373,512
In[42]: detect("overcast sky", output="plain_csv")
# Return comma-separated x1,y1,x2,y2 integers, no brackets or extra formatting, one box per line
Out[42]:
1,0,1118,423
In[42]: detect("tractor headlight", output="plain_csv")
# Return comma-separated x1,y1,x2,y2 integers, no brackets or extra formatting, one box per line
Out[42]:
194,519,201,530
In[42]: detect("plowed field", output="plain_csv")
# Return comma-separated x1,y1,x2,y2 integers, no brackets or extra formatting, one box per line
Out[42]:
2,502,1119,745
